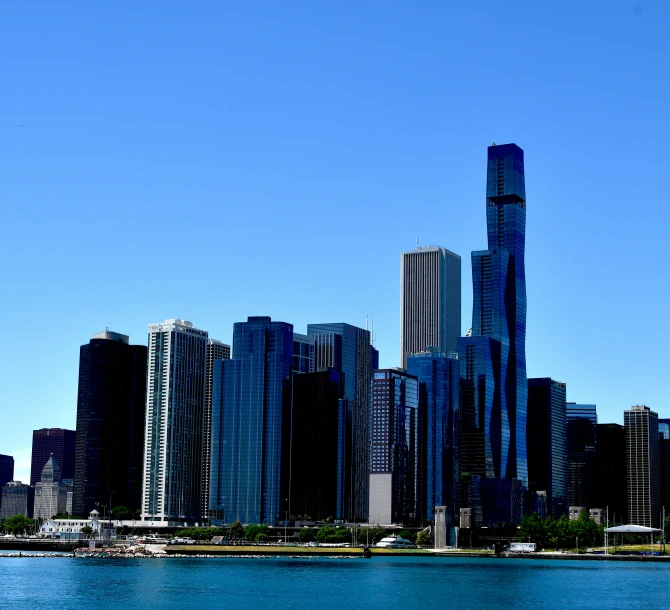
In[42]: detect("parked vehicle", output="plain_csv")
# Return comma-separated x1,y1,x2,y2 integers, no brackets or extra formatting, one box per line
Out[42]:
509,542,536,553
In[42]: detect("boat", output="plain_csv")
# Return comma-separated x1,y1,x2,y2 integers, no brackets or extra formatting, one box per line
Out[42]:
375,536,414,549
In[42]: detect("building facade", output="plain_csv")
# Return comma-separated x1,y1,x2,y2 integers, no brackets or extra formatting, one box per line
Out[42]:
406,349,459,526
30,429,75,487
307,322,372,521
624,405,660,528
566,417,597,509
202,338,231,519
292,333,315,374
73,330,147,517
368,368,419,525
287,368,350,521
0,481,34,519
566,403,597,425
209,317,293,525
34,454,72,519
457,142,529,526
0,454,14,489
594,423,626,524
142,319,208,522
527,378,568,517
400,246,461,368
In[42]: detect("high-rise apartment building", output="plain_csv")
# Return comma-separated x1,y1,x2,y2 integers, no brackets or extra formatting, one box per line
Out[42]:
457,142,528,526
209,317,293,525
142,319,208,522
30,429,75,487
287,369,350,521
624,405,660,527
73,331,147,517
400,246,461,368
369,369,419,525
307,323,372,521
406,349,459,526
202,338,230,519
527,378,568,517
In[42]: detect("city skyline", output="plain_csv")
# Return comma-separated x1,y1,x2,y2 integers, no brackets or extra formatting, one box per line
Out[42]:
3,2,670,484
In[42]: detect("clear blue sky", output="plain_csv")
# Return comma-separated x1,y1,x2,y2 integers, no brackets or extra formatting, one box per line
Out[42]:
2,1,668,483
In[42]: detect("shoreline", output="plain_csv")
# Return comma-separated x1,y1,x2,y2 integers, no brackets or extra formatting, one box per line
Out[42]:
2,545,670,562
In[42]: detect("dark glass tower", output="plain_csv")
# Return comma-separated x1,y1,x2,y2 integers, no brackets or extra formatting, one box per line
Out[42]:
30,429,76,487
458,143,528,526
286,369,350,522
73,331,147,517
209,317,293,525
0,455,14,488
307,323,372,521
594,423,626,523
369,369,419,525
406,350,460,526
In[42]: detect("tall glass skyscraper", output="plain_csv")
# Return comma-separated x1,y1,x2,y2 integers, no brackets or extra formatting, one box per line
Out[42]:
369,368,419,525
209,317,293,525
527,378,568,518
458,143,528,525
142,319,208,522
307,323,372,521
202,339,230,519
73,331,147,517
406,349,459,525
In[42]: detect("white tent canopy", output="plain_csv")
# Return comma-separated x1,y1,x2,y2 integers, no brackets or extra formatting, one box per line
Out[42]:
604,524,661,534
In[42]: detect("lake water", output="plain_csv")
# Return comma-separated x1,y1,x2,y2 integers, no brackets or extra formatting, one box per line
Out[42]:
0,555,667,609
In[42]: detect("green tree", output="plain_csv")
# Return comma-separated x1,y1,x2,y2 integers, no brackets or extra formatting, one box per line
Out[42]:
80,526,94,539
299,528,316,542
416,530,431,546
228,520,245,538
245,524,270,541
111,506,131,520
358,527,388,544
2,515,36,536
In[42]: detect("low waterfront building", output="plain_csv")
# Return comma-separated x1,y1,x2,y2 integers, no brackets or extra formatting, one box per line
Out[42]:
40,509,115,540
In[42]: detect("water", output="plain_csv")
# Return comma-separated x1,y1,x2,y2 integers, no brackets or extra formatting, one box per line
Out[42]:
1,555,667,609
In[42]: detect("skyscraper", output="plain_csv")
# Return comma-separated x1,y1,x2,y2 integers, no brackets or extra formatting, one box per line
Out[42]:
406,349,459,526
307,322,372,521
30,429,76,487
527,378,568,518
594,423,626,524
457,142,528,526
566,416,597,509
202,338,230,519
624,405,660,528
73,330,147,517
287,368,350,521
142,319,208,522
369,368,419,525
400,246,461,368
0,455,13,488
209,317,293,525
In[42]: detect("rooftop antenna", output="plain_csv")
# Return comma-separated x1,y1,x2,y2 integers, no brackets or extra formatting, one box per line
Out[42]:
492,141,496,146
416,237,419,248
371,313,375,347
